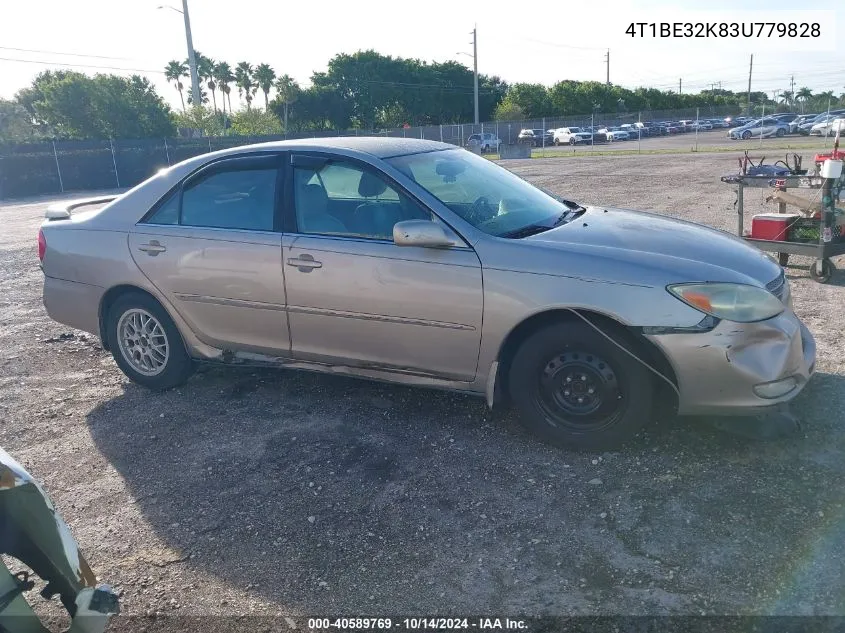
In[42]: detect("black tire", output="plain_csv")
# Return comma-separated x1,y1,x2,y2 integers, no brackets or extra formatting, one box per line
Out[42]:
569,137,577,146
742,130,752,140
508,322,654,450
776,128,785,137
106,292,194,390
809,258,835,283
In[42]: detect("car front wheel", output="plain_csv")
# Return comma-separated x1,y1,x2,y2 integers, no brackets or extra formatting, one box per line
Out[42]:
107,292,194,390
741,130,752,139
508,322,653,450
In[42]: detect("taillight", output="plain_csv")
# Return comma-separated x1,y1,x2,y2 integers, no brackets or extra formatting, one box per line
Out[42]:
37,229,46,262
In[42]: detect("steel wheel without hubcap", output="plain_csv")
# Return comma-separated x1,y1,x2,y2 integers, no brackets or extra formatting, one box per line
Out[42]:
116,308,169,376
537,351,624,431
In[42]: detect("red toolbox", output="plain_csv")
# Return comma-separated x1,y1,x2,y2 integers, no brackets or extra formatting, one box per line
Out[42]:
750,213,802,241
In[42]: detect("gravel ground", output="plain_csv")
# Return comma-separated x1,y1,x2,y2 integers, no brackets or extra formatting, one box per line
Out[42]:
2,152,845,629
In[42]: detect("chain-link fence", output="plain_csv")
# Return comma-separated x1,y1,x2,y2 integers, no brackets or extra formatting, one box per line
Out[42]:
0,105,745,199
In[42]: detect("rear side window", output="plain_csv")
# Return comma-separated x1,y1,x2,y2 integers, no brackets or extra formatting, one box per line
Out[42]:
142,158,279,231
182,169,277,230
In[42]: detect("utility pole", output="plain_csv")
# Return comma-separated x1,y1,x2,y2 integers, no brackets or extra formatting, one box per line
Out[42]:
472,26,479,124
790,74,795,108
159,1,201,107
182,0,201,107
605,49,610,85
746,54,753,117
679,78,682,94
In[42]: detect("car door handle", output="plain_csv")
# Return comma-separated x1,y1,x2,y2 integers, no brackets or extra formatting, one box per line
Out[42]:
138,240,166,256
287,254,322,271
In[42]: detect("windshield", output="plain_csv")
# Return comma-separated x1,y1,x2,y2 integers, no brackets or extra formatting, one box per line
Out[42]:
386,149,577,238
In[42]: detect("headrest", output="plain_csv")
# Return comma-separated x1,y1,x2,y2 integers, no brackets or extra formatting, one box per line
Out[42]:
358,171,388,198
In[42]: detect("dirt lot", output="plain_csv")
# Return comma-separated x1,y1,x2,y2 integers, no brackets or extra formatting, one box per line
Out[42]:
3,151,845,626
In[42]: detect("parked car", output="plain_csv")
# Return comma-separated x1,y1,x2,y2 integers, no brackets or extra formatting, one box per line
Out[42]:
1,446,120,632
728,117,789,139
810,117,845,137
708,119,730,129
620,123,649,137
600,127,630,141
662,122,681,134
465,132,501,152
582,126,608,143
799,110,845,135
771,113,798,122
38,137,815,450
789,114,817,134
643,121,667,135
518,128,554,146
553,127,593,145
688,120,713,131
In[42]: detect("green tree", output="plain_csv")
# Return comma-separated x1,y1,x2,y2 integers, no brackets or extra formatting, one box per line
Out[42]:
15,71,174,139
272,74,299,131
506,83,553,118
173,105,224,137
235,62,256,110
253,63,276,110
213,62,235,114
796,87,812,113
229,108,282,135
164,60,188,111
0,99,36,142
193,52,217,112
493,98,524,121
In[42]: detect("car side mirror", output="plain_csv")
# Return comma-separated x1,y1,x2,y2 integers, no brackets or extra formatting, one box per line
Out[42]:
393,220,457,248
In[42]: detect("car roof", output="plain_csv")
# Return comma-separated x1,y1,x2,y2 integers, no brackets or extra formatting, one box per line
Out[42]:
208,136,456,159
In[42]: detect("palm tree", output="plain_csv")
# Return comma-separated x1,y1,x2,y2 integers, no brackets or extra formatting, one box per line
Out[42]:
253,64,276,110
193,51,217,112
235,62,256,110
817,91,836,112
796,87,812,114
273,74,299,131
213,62,235,114
164,60,188,111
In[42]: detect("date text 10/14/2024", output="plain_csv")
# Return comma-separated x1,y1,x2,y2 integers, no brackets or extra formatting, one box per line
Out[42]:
307,618,528,630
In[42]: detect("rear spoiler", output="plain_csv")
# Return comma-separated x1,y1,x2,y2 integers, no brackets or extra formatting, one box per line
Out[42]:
44,195,120,220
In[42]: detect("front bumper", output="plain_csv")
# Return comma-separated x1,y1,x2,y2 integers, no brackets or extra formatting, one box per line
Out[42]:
647,310,816,416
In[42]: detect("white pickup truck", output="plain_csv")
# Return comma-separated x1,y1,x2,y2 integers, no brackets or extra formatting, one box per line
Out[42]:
553,127,593,145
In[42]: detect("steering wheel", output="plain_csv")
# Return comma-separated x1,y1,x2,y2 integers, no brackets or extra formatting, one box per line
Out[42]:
465,196,497,224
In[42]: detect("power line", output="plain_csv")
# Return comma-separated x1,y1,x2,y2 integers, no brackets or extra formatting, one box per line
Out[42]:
0,56,164,74
0,46,143,62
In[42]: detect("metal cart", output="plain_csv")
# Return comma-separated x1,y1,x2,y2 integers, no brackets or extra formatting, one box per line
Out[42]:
722,167,845,283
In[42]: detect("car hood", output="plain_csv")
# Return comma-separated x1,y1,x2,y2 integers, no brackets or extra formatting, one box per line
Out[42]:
523,206,781,285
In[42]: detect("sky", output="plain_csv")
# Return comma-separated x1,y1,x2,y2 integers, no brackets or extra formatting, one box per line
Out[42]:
0,0,842,112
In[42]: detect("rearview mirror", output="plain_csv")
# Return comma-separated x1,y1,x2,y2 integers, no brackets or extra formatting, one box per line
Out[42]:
393,220,456,248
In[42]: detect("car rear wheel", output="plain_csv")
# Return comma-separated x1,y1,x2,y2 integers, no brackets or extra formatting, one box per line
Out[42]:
508,322,653,450
107,292,194,390
569,137,577,146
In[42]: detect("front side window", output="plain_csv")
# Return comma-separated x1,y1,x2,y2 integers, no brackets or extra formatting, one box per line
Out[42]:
387,149,577,239
293,159,430,240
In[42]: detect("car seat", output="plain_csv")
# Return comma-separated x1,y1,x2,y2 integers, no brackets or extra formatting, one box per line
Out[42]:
353,172,428,238
297,184,346,234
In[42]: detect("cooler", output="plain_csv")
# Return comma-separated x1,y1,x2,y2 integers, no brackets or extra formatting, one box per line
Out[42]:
750,213,801,241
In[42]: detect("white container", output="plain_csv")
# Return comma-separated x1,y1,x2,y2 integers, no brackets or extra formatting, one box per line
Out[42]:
821,159,843,179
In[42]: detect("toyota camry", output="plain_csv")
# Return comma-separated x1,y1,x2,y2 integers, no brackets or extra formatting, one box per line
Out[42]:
38,138,815,449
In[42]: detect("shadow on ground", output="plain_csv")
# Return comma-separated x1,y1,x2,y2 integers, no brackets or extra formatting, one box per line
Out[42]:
86,367,845,615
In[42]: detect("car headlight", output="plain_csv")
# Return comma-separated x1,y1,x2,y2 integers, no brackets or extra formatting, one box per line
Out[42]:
667,282,785,323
